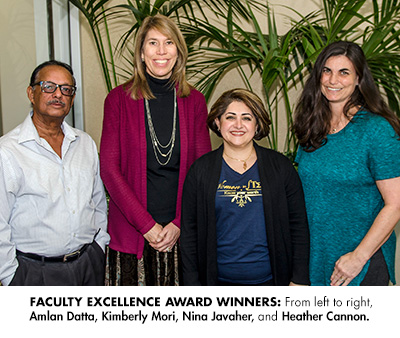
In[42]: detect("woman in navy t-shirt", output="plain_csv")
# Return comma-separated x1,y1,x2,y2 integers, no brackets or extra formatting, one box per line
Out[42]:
181,89,310,286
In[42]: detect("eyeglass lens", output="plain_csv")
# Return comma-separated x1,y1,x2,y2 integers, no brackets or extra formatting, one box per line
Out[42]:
37,81,76,96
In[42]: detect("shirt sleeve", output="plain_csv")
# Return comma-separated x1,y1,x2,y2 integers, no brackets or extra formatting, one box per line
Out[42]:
193,91,212,159
368,117,400,181
100,88,156,235
91,141,110,252
171,91,211,229
0,150,19,285
180,163,202,285
294,146,303,165
284,158,310,285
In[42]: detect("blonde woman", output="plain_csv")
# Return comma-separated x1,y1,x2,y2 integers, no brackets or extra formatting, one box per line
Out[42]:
100,15,211,285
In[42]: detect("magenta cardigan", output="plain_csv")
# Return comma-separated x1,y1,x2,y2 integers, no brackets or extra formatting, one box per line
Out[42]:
100,84,211,258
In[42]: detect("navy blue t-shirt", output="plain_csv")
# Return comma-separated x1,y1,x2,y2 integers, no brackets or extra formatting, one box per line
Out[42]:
215,160,272,284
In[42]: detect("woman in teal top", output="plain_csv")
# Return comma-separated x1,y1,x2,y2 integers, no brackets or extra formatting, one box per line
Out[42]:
293,41,400,286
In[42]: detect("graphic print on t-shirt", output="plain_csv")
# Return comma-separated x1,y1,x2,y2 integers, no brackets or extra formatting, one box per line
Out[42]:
217,155,262,209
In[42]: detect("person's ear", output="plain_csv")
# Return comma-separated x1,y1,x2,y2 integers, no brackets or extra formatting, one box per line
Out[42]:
27,86,35,105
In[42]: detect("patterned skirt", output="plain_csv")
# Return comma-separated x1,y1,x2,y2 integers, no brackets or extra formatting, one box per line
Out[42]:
105,241,181,286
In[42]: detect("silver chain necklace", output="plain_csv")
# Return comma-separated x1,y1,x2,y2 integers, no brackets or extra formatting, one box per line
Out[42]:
145,88,177,166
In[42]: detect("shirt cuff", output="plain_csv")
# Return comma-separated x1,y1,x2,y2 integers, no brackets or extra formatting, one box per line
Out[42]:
1,274,15,286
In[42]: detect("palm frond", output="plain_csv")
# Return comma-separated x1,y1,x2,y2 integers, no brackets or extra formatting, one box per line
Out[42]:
71,0,400,154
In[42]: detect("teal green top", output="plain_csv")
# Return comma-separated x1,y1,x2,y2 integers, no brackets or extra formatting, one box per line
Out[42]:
296,110,400,285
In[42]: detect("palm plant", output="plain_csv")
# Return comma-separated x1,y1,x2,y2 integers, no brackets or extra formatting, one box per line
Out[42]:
184,3,301,156
290,0,400,113
68,0,263,92
185,0,400,157
69,0,120,91
360,0,400,113
70,0,400,157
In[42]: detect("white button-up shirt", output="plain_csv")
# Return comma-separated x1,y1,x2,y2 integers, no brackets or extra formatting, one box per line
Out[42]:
0,112,109,285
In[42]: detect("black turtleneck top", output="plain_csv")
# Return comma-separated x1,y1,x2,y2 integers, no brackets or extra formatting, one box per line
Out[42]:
145,74,181,224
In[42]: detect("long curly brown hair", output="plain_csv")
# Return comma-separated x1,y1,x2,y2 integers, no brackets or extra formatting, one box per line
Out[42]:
293,41,400,151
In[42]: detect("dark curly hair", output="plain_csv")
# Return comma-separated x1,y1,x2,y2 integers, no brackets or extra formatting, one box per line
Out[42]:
293,41,400,151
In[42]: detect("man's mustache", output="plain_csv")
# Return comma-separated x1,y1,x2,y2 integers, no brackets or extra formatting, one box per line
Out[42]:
47,99,66,106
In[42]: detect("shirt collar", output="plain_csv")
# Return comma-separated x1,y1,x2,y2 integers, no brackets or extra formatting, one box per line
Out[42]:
18,111,79,145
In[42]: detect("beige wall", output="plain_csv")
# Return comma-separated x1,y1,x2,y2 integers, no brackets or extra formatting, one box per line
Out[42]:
0,0,74,134
0,0,37,134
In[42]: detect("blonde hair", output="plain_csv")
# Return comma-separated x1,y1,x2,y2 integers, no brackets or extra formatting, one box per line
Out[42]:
125,14,192,100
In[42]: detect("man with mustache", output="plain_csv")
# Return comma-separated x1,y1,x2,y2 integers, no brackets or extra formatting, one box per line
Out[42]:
0,60,110,285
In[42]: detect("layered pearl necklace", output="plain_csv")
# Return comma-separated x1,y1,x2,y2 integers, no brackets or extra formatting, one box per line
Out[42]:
145,88,177,166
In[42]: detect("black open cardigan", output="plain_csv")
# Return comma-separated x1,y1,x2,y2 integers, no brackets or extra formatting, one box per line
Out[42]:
180,143,310,286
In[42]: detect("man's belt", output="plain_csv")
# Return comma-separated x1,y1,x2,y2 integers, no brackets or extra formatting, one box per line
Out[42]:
16,243,90,263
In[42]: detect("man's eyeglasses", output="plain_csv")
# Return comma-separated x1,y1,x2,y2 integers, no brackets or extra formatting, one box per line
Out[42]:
31,81,76,97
